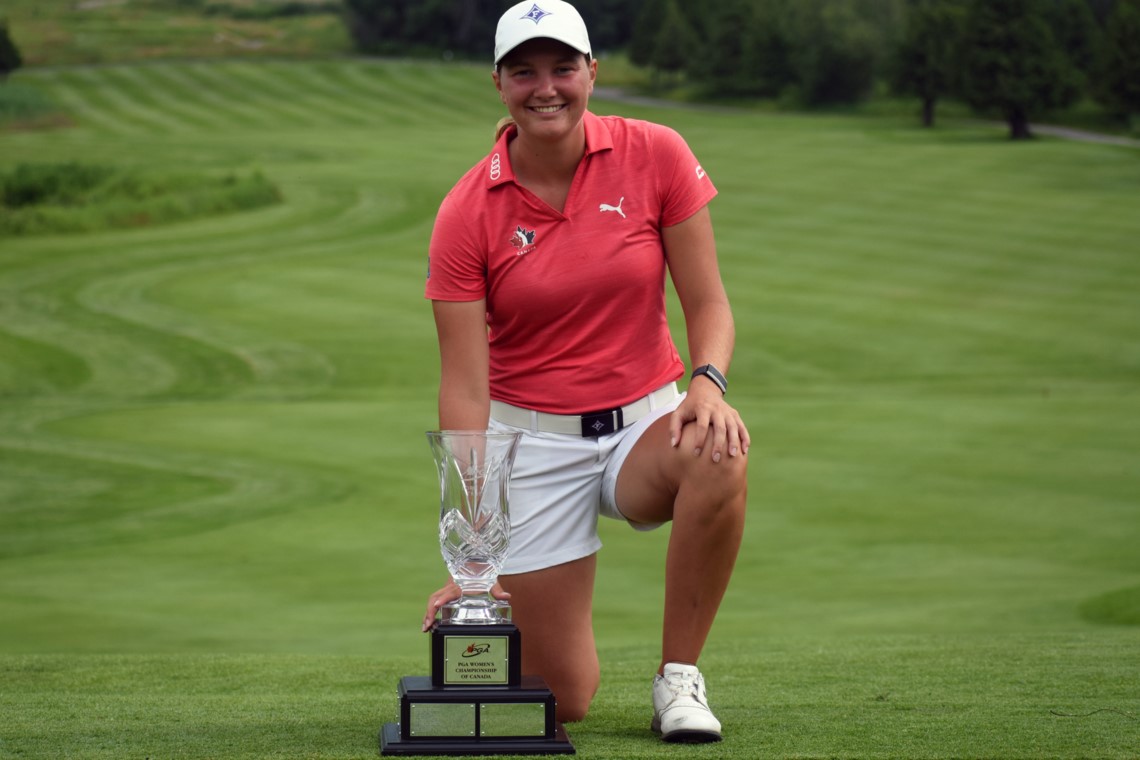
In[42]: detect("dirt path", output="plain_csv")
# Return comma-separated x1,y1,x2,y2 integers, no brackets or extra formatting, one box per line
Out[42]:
1028,124,1140,148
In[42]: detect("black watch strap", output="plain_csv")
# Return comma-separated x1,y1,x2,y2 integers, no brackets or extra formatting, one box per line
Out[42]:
691,364,728,394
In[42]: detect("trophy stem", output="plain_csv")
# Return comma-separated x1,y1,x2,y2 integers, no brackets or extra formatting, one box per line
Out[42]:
441,592,511,625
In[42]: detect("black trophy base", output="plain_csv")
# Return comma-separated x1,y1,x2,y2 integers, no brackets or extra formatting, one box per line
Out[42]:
379,721,575,756
379,675,574,756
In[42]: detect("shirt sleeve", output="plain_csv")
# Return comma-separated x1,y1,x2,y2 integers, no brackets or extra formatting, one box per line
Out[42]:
651,124,718,228
424,189,486,302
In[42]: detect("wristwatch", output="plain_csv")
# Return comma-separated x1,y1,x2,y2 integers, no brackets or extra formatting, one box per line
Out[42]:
690,364,728,395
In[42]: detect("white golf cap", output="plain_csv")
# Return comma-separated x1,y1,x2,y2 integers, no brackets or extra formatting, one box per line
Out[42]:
494,1,592,66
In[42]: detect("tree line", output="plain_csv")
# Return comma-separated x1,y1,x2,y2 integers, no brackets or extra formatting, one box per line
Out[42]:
341,0,639,60
341,0,1140,139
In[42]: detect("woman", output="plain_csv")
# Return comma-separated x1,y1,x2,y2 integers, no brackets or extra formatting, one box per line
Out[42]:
422,0,748,743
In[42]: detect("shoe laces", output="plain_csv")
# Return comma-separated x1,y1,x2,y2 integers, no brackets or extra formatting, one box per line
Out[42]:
661,670,702,701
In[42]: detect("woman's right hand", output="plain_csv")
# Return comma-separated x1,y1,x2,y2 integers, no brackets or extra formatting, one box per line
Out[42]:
422,581,511,632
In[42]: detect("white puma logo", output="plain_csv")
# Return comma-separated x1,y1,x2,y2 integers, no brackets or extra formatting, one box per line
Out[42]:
599,197,625,218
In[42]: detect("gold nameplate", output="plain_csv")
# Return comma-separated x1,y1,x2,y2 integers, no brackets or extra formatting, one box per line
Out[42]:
444,635,509,685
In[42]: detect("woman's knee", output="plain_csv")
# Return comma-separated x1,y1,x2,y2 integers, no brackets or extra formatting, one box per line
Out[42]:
557,691,595,723
679,434,748,501
555,670,599,723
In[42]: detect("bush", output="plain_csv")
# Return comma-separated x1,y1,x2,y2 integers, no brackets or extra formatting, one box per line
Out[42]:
1,162,111,207
0,162,282,236
0,19,21,79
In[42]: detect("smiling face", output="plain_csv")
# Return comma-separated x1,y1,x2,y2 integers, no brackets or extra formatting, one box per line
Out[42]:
493,37,597,147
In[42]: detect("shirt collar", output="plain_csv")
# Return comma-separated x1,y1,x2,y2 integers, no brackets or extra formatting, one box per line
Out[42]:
485,111,613,190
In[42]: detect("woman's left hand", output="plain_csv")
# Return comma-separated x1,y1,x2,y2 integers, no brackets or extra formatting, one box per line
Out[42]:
668,381,749,463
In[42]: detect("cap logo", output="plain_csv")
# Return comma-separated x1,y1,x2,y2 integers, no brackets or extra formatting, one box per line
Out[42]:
522,4,551,23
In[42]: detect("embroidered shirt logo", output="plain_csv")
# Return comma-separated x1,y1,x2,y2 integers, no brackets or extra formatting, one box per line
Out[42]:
490,152,502,181
522,4,551,23
695,164,707,180
599,197,626,218
510,225,537,254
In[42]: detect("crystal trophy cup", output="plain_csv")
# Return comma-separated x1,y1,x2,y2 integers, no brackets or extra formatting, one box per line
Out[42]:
432,430,515,626
379,431,574,755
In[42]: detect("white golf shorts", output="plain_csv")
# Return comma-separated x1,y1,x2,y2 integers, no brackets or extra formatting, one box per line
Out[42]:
488,392,685,575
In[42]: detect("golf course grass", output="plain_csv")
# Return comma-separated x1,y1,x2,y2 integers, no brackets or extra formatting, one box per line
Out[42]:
1,58,1138,758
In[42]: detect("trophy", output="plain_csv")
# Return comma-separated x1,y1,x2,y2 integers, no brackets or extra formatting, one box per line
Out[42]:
379,431,575,755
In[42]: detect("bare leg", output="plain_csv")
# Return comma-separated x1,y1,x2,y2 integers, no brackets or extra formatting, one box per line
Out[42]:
498,554,600,723
615,416,747,672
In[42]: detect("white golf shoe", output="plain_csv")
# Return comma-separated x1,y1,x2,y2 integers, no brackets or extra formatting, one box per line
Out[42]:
650,662,723,742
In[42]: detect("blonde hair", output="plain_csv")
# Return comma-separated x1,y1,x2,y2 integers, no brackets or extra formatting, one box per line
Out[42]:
495,116,516,143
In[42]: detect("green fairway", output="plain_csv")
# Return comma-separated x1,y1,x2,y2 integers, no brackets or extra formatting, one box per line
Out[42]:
1,59,1138,758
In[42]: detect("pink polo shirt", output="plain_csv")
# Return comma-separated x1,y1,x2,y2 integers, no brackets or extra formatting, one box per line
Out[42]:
425,111,717,414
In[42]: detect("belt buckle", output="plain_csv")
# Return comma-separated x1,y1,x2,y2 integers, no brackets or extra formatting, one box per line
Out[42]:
580,408,623,438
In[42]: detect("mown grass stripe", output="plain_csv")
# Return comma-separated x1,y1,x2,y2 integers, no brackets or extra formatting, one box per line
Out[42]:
296,60,415,127
35,72,141,136
322,61,426,126
759,217,1140,285
261,62,374,127
411,62,502,117
207,61,330,129
332,60,458,125
86,65,205,135
62,67,184,134
0,408,352,557
165,61,290,130
719,197,1134,281
109,64,235,133
73,252,340,392
164,62,288,130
